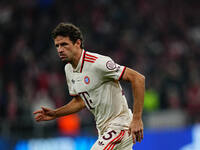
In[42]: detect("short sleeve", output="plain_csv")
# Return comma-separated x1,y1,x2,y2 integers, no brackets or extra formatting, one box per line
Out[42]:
96,56,126,81
64,65,77,96
66,77,77,96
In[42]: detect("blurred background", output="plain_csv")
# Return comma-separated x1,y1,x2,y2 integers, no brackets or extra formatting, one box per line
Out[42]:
0,0,200,149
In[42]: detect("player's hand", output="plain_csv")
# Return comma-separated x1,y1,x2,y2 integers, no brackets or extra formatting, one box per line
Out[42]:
33,107,56,122
128,118,144,144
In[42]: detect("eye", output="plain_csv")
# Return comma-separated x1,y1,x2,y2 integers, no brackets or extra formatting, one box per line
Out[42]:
55,44,59,48
61,43,67,46
55,42,68,48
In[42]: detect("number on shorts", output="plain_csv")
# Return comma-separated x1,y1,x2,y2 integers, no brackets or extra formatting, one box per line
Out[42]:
103,130,117,140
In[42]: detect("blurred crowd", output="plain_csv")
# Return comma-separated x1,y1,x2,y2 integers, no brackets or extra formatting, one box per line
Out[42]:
0,0,200,138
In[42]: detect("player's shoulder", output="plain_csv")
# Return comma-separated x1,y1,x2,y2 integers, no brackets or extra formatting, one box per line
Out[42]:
85,51,100,58
85,51,111,64
85,51,114,71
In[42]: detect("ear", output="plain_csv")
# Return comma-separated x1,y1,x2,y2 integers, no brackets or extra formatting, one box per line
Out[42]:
75,39,81,48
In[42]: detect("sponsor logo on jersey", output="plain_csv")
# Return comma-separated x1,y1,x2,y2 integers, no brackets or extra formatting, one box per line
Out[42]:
84,76,90,84
106,60,116,70
71,79,75,84
98,141,104,146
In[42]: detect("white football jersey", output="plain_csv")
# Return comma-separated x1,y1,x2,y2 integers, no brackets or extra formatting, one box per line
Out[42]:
64,50,133,135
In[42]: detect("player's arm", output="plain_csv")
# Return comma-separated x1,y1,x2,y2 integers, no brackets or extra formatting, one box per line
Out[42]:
122,67,145,143
33,95,86,122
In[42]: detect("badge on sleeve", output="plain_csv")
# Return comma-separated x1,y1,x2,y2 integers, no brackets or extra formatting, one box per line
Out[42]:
84,76,90,84
106,60,116,70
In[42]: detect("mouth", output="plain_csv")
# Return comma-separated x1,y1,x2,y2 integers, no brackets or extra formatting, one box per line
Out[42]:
60,55,68,62
60,56,65,59
59,55,66,59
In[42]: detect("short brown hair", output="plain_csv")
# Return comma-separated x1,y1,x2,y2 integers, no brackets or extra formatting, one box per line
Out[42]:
51,23,84,48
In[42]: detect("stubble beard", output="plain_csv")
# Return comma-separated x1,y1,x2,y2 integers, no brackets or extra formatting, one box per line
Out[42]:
62,58,72,64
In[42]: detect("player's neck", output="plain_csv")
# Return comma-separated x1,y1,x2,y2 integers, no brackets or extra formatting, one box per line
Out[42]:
71,48,83,69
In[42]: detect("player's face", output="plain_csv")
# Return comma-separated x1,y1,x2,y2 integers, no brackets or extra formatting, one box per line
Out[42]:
54,36,80,63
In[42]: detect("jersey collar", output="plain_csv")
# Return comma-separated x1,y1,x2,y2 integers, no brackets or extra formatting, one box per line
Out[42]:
73,49,85,73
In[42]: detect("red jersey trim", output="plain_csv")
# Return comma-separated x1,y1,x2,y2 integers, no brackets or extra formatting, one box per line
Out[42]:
84,52,98,63
80,50,85,73
85,53,98,59
118,66,126,80
84,60,95,63
85,56,96,60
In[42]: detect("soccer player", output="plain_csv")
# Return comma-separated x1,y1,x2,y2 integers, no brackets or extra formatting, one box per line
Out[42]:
33,23,145,150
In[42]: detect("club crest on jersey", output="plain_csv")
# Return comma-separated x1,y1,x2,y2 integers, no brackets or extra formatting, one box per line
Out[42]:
106,60,116,70
84,76,90,84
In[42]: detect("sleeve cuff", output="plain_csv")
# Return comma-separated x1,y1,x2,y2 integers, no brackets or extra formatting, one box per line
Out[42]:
118,66,126,80
70,94,78,97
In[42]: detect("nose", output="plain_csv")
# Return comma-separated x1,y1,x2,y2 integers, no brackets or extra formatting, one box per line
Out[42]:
57,46,64,53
